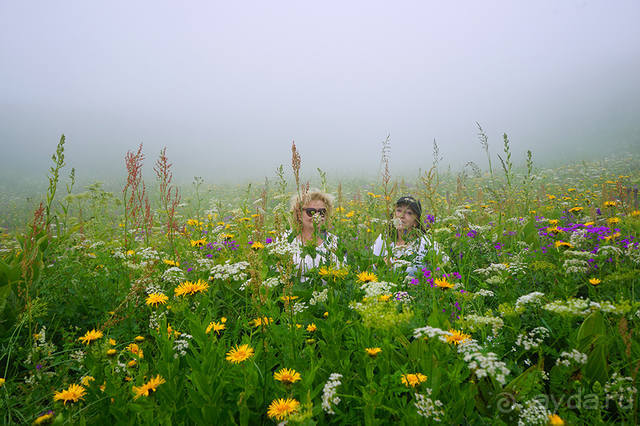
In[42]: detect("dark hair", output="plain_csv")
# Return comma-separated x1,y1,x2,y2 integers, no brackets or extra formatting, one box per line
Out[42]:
387,195,426,238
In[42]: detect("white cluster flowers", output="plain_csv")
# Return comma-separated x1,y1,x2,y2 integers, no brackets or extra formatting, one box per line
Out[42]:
138,247,159,261
562,258,589,274
543,298,631,316
515,327,550,351
414,390,445,421
321,373,343,415
563,249,591,258
598,245,623,257
291,301,308,314
267,237,296,256
148,310,167,330
569,229,589,248
172,333,192,358
463,314,504,336
458,340,510,385
515,292,545,312
210,260,250,281
514,399,551,426
604,373,638,409
161,266,186,284
433,227,452,236
394,291,413,303
556,349,587,367
473,289,495,298
413,325,449,339
474,263,509,277
360,281,396,298
145,283,165,295
309,288,329,305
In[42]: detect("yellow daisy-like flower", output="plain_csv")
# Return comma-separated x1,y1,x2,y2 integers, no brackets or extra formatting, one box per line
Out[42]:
445,329,471,345
33,411,55,424
603,201,616,208
356,271,378,283
280,295,299,303
251,317,273,327
548,413,565,425
206,321,226,335
568,206,583,213
226,344,255,364
365,347,382,357
132,375,166,400
0,378,5,387
323,311,329,318
53,384,86,405
126,249,135,256
128,360,137,368
80,376,95,387
267,397,300,421
107,349,117,356
378,294,392,302
607,217,620,224
190,239,207,247
273,368,302,385
546,226,561,235
434,277,454,289
554,241,573,249
583,221,595,226
306,323,317,333
631,210,640,217
401,373,427,388
318,266,348,281
174,279,209,297
163,259,180,267
589,278,601,286
187,219,202,226
145,293,169,307
78,329,103,345
109,338,116,345
135,335,145,342
548,219,559,225
127,343,144,358
251,241,264,250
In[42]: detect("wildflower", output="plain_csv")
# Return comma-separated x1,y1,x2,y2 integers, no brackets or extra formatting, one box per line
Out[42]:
174,279,209,297
357,271,378,283
267,397,300,421
78,329,103,345
251,241,264,250
434,277,454,290
322,373,343,414
445,329,471,345
109,338,116,345
401,373,428,387
546,227,561,235
134,335,145,342
323,311,329,318
190,239,207,247
163,259,180,267
603,201,616,208
251,317,273,327
583,221,595,226
107,349,117,356
126,250,135,256
53,384,86,405
274,368,302,385
589,278,601,286
145,292,169,307
127,343,144,358
307,323,317,332
206,321,226,335
33,411,55,424
132,375,166,400
548,414,565,425
0,378,4,387
568,207,583,213
607,217,620,224
554,241,573,249
365,347,382,357
226,344,255,364
80,376,95,387
128,360,137,368
345,210,355,218
631,210,640,217
280,295,299,303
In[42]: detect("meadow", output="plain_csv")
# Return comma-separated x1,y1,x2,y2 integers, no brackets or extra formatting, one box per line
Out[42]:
1,135,639,425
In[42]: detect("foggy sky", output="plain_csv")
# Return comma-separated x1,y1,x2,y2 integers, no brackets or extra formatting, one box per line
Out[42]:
1,0,639,184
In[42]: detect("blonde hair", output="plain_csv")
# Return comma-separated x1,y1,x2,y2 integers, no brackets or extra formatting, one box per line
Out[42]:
289,188,334,228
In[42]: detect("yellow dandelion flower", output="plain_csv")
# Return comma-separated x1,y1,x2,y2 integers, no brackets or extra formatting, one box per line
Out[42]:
146,293,168,307
190,239,207,247
80,376,95,387
251,241,264,250
206,321,226,335
33,411,55,424
548,414,565,425
78,329,103,345
273,368,302,385
357,271,378,283
0,378,5,387
107,349,117,356
134,335,145,342
401,373,427,388
568,207,583,213
306,323,317,332
53,384,86,405
163,259,180,267
126,250,135,256
226,344,255,364
434,277,454,289
365,347,382,357
267,398,300,421
554,241,573,249
445,329,471,345
174,279,209,297
132,375,166,400
323,311,329,318
589,278,601,286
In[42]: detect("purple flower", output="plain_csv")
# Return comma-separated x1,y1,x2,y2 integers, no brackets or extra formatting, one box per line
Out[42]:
265,238,273,244
187,267,193,272
36,363,42,370
494,243,503,250
466,229,478,238
425,214,436,224
410,278,419,285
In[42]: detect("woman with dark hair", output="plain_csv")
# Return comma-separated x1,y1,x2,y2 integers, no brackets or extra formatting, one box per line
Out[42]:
372,195,445,275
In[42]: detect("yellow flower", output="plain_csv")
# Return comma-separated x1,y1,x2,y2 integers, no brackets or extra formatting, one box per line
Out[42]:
80,376,95,387
251,241,264,250
0,378,5,387
280,295,299,303
187,219,202,226
33,411,55,424
607,217,620,224
109,338,116,345
323,311,329,318
126,250,135,256
134,335,145,342
401,373,427,387
546,226,561,235
568,206,583,213
631,210,640,217
445,329,471,345
318,266,348,281
583,221,595,226
273,368,302,385
146,293,169,307
548,414,565,425
127,343,144,358
345,210,355,218
251,317,273,327
226,344,255,364
267,398,300,421
107,349,117,356
589,278,601,286
356,271,378,283
603,201,616,208
190,239,207,247
132,375,166,400
53,384,86,405
306,323,317,332
378,294,392,302
554,241,573,249
434,277,454,289
128,360,137,368
78,329,103,345
174,279,209,297
548,219,559,225
206,321,226,335
163,259,180,267
365,347,382,357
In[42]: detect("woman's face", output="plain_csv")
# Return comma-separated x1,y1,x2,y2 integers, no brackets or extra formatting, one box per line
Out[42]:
394,204,418,231
300,199,327,230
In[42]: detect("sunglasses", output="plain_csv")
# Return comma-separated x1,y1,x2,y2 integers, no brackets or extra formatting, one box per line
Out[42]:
303,208,327,217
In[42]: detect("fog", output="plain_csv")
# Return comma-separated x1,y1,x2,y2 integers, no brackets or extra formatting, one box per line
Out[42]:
1,0,639,185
